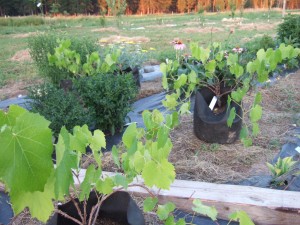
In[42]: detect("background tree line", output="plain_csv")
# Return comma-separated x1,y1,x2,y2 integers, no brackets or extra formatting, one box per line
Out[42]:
0,0,299,16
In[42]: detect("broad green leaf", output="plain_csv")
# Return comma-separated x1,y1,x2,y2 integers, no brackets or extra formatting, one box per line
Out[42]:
122,123,138,150
133,151,145,173
200,48,210,62
205,60,216,73
192,199,218,221
105,54,114,66
96,177,114,194
112,145,120,168
227,53,238,66
166,112,179,129
241,137,253,147
179,102,190,115
231,90,243,102
254,92,262,105
157,126,169,149
142,110,153,130
114,174,128,189
174,74,187,89
257,49,266,61
89,129,106,151
143,197,158,212
165,215,176,225
55,127,78,198
0,104,26,127
249,105,262,123
79,165,101,201
142,159,175,189
152,109,164,124
227,107,236,128
0,107,53,194
163,94,179,110
10,174,55,223
157,202,176,220
239,126,248,139
252,122,260,136
70,125,91,153
188,70,197,83
229,210,255,225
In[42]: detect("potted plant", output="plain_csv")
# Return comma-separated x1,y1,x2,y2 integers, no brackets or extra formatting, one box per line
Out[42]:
160,42,300,145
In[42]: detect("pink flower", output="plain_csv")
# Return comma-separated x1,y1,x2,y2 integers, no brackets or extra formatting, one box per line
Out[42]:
174,43,186,50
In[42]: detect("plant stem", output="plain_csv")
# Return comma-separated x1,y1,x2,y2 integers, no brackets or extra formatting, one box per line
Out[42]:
56,209,83,225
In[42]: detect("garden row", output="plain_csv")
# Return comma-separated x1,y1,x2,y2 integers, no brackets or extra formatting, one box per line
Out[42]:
0,14,300,225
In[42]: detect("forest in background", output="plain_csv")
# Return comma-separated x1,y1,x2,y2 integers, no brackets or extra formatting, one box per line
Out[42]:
0,0,299,17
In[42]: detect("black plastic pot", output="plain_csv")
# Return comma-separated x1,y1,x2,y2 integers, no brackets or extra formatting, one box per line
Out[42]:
193,87,243,144
47,191,145,225
0,191,14,225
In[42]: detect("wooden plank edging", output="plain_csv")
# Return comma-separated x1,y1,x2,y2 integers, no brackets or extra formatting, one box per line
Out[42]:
77,170,300,225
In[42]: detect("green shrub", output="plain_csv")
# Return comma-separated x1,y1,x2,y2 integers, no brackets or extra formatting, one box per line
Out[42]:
28,33,99,84
277,15,300,47
74,73,138,134
27,83,95,137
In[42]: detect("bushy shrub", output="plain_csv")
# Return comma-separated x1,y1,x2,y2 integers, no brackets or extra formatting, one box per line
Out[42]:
74,73,138,134
277,15,300,47
27,83,95,137
28,33,98,84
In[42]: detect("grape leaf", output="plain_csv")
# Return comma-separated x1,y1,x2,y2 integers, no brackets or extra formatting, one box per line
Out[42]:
96,177,114,195
227,107,236,128
229,210,255,225
250,105,262,123
79,164,101,201
133,151,145,173
114,174,128,189
254,92,262,105
142,159,175,189
10,174,55,223
0,106,53,193
122,123,138,156
143,197,158,212
174,74,187,89
252,122,260,136
163,94,179,110
165,215,176,225
0,104,26,127
192,199,218,221
241,137,253,147
157,202,176,220
55,127,78,198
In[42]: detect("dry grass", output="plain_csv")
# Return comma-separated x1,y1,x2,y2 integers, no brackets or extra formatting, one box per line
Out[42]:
91,27,120,33
0,80,30,100
137,78,164,99
99,35,150,44
10,49,32,62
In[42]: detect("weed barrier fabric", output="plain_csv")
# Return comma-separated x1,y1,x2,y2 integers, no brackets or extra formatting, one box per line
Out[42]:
0,192,13,225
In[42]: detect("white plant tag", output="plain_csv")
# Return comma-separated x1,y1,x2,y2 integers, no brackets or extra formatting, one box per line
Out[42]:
295,146,300,154
209,96,218,111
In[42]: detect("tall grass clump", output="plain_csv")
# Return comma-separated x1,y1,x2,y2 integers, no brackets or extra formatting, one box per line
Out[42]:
277,15,300,47
0,16,45,26
28,32,99,84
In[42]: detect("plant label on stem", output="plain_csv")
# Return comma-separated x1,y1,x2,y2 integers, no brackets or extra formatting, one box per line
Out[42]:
209,96,218,111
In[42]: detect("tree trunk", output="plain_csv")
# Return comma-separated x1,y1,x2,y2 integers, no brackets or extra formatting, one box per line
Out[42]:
282,0,286,17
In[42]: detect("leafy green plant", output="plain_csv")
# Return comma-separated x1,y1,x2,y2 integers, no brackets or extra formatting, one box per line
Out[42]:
74,73,137,134
160,42,300,146
48,39,121,77
28,33,98,84
277,15,300,47
0,105,255,225
267,157,299,185
26,83,95,137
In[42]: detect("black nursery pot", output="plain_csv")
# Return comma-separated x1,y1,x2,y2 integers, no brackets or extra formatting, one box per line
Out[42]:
193,87,243,144
47,191,145,225
0,191,14,225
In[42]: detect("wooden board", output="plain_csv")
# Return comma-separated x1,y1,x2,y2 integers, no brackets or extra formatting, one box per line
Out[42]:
77,170,300,225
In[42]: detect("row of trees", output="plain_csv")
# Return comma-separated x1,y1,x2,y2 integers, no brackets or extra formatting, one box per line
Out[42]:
0,0,299,16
